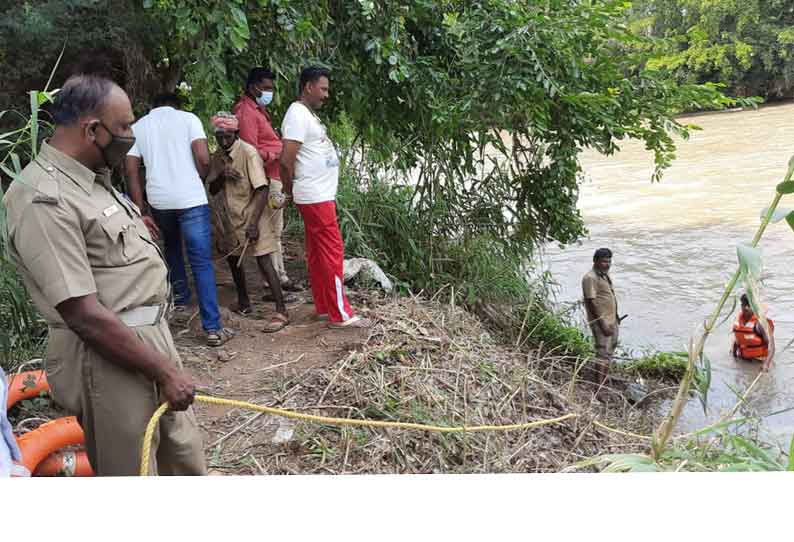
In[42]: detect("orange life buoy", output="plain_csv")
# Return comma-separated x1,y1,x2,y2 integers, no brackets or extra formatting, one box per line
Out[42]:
733,313,774,360
34,448,95,477
15,416,86,473
6,370,49,409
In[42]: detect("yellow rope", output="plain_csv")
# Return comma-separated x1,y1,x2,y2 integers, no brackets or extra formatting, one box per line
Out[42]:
591,420,653,441
139,394,579,476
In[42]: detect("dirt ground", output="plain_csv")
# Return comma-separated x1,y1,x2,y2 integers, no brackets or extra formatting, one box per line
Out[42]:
169,237,378,470
160,237,659,475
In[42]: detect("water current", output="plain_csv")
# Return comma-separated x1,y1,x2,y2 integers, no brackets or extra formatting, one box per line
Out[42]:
543,103,794,444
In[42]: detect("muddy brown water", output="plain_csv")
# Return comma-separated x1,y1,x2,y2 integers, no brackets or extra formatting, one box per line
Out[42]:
543,103,794,445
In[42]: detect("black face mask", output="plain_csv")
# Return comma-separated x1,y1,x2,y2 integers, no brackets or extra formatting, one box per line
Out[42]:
94,122,136,168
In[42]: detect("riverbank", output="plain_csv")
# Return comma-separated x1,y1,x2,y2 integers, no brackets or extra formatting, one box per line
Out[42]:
173,288,660,474
6,227,675,474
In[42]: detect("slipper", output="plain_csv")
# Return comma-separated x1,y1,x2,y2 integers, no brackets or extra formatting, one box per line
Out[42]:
327,316,373,329
262,313,289,333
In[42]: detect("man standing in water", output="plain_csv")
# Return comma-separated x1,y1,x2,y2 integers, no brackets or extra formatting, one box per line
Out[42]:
582,248,620,389
732,293,775,372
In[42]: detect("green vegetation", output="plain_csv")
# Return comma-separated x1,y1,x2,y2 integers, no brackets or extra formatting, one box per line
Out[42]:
627,0,794,99
622,351,688,381
1,86,53,371
571,429,794,472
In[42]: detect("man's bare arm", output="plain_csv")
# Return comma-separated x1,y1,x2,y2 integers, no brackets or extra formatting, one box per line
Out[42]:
56,294,195,410
124,155,160,240
125,156,146,211
191,138,211,180
279,140,302,197
245,186,270,240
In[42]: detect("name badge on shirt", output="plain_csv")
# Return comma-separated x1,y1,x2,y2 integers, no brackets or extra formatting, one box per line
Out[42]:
103,204,119,217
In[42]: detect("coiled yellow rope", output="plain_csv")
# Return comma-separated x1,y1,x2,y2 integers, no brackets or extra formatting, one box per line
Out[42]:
139,394,579,476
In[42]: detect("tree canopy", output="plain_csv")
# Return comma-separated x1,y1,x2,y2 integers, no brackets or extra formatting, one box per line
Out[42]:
628,0,794,98
1,0,750,248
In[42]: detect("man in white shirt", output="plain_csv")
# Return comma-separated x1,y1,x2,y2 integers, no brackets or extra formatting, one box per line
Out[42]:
125,93,233,346
280,67,372,328
280,67,371,328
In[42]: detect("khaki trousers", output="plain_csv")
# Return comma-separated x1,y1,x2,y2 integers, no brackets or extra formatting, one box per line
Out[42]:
45,319,206,476
591,324,619,361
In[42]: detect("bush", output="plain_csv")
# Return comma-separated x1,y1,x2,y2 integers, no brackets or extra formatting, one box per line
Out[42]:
334,161,593,358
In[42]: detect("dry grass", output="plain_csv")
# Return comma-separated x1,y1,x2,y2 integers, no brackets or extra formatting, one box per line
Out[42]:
195,292,660,475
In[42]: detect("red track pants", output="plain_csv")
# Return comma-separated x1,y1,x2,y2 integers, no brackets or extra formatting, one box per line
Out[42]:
297,201,354,323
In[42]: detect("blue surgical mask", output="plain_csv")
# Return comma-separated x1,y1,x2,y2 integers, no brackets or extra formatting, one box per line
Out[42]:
257,91,273,107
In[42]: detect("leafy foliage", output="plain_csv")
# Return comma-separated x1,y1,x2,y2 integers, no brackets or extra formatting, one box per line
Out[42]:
141,0,747,250
627,0,794,98
570,430,794,472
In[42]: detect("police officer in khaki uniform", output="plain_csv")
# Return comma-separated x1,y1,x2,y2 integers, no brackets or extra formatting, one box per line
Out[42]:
582,247,621,390
2,75,206,476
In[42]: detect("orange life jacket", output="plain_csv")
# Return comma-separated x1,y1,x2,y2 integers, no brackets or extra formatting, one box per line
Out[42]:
732,313,774,361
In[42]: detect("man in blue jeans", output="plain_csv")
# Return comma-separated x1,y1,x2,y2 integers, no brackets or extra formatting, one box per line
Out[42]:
125,93,234,346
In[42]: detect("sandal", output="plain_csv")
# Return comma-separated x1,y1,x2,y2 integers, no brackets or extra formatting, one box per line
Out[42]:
327,316,373,329
262,313,289,333
207,328,235,347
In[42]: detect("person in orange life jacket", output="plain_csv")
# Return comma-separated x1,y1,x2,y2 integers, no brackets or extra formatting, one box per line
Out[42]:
732,293,775,372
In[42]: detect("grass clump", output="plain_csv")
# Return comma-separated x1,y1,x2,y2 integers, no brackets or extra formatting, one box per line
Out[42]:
622,351,688,382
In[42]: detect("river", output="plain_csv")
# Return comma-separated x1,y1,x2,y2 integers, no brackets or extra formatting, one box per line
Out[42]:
543,102,794,445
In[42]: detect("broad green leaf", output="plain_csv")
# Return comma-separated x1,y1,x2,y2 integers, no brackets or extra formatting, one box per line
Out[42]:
736,243,762,280
776,181,794,194
786,211,794,234
230,6,248,27
601,454,658,473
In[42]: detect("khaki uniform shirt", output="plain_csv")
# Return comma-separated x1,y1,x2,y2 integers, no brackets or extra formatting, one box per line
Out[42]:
3,142,169,321
582,268,618,328
2,143,206,476
209,138,281,257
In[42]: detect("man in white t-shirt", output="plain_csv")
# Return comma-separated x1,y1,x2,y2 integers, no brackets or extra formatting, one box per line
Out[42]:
280,67,370,328
125,93,233,347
